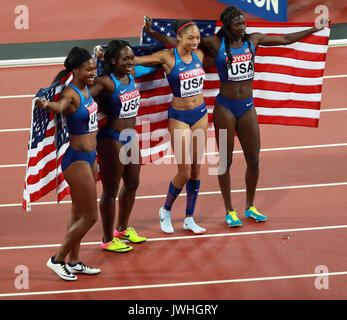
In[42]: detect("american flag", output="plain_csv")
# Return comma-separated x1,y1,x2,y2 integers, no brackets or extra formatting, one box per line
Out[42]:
23,18,330,210
133,18,331,162
23,73,72,211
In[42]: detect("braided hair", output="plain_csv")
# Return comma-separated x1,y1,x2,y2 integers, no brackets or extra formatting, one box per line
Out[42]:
216,6,254,70
103,39,132,76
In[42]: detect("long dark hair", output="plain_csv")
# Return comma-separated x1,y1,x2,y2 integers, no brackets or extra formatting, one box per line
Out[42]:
216,6,254,70
102,40,131,76
52,46,92,83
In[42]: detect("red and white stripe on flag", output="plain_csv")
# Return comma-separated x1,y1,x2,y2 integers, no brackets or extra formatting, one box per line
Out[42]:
134,20,330,163
23,74,72,211
231,20,330,127
23,20,330,210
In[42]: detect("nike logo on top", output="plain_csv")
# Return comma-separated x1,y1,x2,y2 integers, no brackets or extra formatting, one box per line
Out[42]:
120,233,129,238
120,89,127,93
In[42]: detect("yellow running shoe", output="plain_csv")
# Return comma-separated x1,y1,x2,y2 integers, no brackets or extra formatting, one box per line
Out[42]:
114,227,147,243
100,237,133,253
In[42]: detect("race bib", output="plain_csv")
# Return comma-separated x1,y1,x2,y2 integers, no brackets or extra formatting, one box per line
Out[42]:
227,53,254,81
119,89,140,118
179,67,205,97
86,101,98,132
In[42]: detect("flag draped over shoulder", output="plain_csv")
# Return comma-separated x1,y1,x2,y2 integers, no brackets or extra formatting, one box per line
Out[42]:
22,73,72,211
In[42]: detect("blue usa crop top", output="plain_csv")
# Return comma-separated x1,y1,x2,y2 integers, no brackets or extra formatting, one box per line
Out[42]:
166,47,205,98
102,73,140,119
66,84,98,135
215,37,255,83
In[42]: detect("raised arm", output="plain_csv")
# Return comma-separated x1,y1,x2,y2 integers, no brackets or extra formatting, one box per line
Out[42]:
249,25,325,47
143,16,179,46
134,48,171,66
143,16,221,59
200,35,221,57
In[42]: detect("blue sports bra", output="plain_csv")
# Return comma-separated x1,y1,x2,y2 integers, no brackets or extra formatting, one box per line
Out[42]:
102,73,140,119
66,84,98,135
166,48,205,98
215,37,255,83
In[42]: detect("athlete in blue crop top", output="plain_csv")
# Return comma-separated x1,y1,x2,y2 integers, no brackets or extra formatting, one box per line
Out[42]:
215,38,255,83
200,6,324,227
213,37,256,119
35,47,100,281
66,84,98,135
166,47,206,98
135,18,209,235
62,83,98,172
143,8,327,227
89,40,146,253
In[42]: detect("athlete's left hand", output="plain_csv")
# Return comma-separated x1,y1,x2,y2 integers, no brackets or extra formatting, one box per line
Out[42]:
143,16,154,34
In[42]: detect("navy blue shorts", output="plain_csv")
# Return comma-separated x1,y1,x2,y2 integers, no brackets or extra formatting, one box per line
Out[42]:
215,94,254,119
61,146,97,172
97,126,135,145
168,102,207,127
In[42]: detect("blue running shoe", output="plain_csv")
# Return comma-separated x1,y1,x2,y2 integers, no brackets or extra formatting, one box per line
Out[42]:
225,210,243,227
245,206,268,222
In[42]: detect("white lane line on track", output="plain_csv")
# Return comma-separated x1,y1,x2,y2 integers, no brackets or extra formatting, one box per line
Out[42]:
0,164,26,168
1,75,347,100
323,74,347,79
0,94,35,99
1,270,347,297
1,181,347,208
0,108,346,134
320,108,347,112
0,106,345,136
1,223,347,251
1,142,347,169
0,128,30,132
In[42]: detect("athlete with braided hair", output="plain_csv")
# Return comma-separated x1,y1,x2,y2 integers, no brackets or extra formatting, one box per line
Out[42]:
144,7,326,227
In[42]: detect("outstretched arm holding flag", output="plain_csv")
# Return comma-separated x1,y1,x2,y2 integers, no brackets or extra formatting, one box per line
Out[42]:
140,5,330,227
208,6,329,226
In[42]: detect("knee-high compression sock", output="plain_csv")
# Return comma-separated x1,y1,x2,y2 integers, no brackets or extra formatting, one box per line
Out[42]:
185,179,200,216
163,181,183,211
